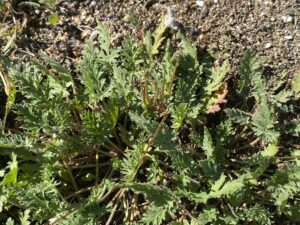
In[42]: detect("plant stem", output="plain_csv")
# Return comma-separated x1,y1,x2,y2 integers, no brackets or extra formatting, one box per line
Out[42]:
108,111,170,219
63,159,81,201
105,198,121,225
167,61,178,97
95,152,99,185
105,140,124,155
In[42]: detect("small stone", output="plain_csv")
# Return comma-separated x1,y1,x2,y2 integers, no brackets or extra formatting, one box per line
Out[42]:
91,1,96,6
81,30,91,39
81,10,87,17
80,14,86,21
200,7,209,19
165,8,176,28
192,27,200,36
213,0,219,3
85,16,94,23
73,16,81,25
55,40,66,51
34,9,40,14
123,14,130,23
199,34,208,43
196,0,205,8
265,43,272,49
270,17,276,22
112,33,125,42
284,35,293,40
282,16,292,23
90,30,98,40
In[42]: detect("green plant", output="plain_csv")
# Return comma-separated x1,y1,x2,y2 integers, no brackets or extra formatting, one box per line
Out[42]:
0,17,300,225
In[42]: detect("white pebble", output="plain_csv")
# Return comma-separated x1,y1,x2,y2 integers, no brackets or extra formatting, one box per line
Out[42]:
265,43,272,49
213,0,219,3
284,35,293,40
196,0,205,8
282,16,293,23
165,8,175,28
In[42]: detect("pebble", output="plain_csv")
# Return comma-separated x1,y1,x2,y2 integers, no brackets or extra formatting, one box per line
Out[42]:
90,30,98,40
265,43,272,49
55,40,66,51
73,16,81,25
284,35,293,40
200,7,209,19
282,16,292,23
123,14,130,23
85,15,94,23
213,0,219,3
192,27,200,36
196,0,205,8
81,30,91,39
128,0,134,5
80,14,86,21
165,8,176,28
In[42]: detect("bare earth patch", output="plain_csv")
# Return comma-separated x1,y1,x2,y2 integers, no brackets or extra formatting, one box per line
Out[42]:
1,0,299,77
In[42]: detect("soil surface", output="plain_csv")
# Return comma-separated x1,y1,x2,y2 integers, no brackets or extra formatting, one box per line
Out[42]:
1,0,300,77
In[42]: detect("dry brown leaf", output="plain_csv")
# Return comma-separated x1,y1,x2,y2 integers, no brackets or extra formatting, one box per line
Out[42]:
206,82,228,114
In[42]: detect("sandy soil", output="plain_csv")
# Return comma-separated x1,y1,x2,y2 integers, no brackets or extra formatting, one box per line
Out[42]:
1,0,299,77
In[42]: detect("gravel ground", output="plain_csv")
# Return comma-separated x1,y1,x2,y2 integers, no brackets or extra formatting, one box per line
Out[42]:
1,0,299,77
